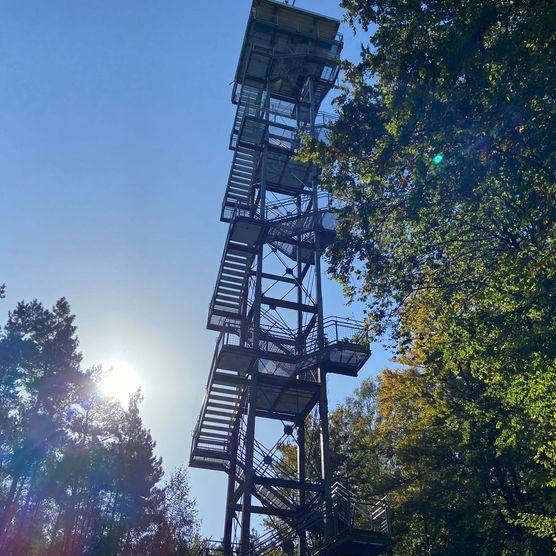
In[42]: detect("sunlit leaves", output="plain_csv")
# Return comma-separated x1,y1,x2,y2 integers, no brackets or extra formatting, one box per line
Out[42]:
311,0,556,546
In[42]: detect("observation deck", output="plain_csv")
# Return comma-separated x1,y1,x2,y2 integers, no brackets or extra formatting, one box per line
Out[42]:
233,0,343,109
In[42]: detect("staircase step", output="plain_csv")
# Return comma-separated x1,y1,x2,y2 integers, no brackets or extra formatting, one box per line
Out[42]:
221,275,244,285
233,169,253,179
197,431,230,440
235,158,254,166
205,416,234,425
222,262,248,273
213,300,240,311
228,184,250,193
218,285,242,295
229,179,252,187
235,154,255,162
201,423,233,433
205,408,236,418
226,252,248,261
207,397,239,406
224,257,248,267
197,438,228,447
215,291,241,301
225,193,250,203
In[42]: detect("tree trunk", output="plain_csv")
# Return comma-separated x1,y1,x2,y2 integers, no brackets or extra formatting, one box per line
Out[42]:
0,470,26,551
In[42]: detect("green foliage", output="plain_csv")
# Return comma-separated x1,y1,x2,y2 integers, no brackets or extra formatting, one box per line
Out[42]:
301,0,556,550
0,298,199,555
330,371,554,554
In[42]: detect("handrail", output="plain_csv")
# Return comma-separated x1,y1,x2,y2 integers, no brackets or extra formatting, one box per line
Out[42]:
331,481,390,534
264,191,330,220
191,326,244,453
232,112,332,153
207,219,253,318
195,539,242,556
194,484,389,555
231,101,337,133
211,317,368,370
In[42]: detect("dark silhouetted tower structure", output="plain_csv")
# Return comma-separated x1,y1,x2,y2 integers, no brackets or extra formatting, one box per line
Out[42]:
190,1,391,554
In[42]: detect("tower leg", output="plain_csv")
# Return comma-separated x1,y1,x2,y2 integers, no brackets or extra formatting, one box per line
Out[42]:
318,368,334,541
240,380,257,555
297,420,307,556
310,71,334,541
224,432,238,556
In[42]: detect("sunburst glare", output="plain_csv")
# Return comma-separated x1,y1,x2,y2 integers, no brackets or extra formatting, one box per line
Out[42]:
99,361,141,404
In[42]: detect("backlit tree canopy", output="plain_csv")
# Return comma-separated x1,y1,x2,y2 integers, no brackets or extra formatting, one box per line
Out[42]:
0,298,200,555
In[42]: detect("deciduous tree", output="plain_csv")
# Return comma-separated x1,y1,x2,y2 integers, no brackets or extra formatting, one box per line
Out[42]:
301,0,556,545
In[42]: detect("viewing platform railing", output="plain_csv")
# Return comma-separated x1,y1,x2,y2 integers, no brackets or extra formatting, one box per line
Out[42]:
209,316,368,370
331,482,391,535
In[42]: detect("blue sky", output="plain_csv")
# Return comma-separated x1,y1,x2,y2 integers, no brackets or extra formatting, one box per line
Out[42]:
0,0,387,539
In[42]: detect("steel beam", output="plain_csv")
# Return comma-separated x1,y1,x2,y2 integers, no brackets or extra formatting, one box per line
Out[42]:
223,428,239,556
253,475,322,493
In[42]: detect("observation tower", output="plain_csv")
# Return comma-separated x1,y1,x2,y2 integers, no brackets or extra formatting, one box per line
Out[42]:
190,2,392,554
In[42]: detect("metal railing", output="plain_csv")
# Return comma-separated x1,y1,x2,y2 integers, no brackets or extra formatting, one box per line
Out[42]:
192,317,369,457
195,483,390,556
264,192,330,220
231,105,336,148
208,318,368,374
196,539,240,556
190,327,245,453
331,482,391,535
306,317,369,354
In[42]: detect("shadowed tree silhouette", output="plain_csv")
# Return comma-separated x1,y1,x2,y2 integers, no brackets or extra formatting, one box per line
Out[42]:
0,297,199,555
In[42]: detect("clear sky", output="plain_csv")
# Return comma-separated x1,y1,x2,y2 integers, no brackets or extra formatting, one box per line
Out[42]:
0,0,386,539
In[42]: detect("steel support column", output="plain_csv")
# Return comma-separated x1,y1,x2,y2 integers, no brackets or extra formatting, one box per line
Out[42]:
240,376,257,554
223,425,239,556
309,75,334,541
297,420,307,556
240,77,270,556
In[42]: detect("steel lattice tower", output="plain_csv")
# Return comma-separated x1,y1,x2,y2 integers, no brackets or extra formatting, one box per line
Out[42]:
190,2,391,555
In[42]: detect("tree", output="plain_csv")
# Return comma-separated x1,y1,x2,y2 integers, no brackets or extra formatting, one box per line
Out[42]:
329,367,553,554
158,466,200,553
0,298,200,555
137,466,200,556
301,0,556,545
329,379,386,497
0,298,85,552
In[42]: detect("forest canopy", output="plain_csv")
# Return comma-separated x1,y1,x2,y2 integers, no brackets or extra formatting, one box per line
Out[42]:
298,0,556,552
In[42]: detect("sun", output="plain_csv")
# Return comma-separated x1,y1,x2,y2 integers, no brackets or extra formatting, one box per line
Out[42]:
100,361,141,404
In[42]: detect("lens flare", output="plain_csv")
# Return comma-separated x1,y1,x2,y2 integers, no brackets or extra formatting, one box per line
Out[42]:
100,361,141,404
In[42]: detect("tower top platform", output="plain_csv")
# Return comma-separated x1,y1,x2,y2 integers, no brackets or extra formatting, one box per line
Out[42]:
250,0,342,39
233,0,343,106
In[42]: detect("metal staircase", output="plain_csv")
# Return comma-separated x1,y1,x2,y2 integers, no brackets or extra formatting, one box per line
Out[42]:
235,432,298,512
207,225,255,330
222,147,258,223
190,335,245,470
210,208,334,330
